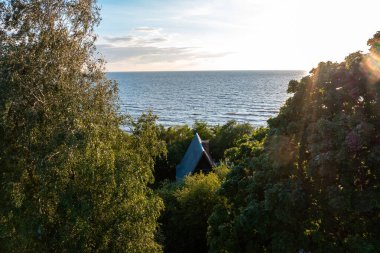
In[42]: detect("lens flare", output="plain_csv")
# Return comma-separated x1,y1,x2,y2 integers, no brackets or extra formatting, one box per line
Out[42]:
361,51,380,84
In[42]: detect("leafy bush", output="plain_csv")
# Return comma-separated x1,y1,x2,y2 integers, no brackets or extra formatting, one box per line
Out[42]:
158,166,229,253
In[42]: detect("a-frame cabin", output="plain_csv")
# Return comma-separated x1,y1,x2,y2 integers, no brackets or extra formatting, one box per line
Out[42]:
176,133,214,181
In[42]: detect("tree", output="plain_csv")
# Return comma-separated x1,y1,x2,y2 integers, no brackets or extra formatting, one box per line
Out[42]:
208,33,380,252
0,1,164,252
158,167,228,253
153,125,194,184
210,120,254,161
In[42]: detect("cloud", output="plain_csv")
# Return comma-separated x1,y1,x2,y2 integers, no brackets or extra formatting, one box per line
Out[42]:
103,36,134,43
103,27,168,46
134,27,159,32
98,26,230,70
97,44,230,65
148,37,167,43
103,35,168,45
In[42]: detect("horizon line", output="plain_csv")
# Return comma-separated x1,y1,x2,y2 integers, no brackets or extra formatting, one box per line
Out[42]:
106,69,307,73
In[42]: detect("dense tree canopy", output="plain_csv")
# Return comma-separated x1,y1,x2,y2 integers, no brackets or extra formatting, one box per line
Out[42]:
0,1,164,252
208,33,380,253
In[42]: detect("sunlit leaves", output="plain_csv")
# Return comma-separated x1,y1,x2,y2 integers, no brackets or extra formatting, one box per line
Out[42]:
0,1,164,252
208,32,380,252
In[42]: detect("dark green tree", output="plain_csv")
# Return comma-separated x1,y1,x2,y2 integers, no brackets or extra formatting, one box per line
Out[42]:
0,1,164,252
192,120,214,140
208,33,380,253
158,168,228,253
210,120,254,161
153,125,194,184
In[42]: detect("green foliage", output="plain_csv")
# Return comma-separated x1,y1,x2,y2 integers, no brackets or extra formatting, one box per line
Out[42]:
210,120,255,161
193,121,215,140
0,1,164,252
208,33,380,252
158,167,228,253
154,125,194,183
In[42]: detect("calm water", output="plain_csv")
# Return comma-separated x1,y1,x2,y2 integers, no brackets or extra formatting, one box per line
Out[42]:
107,71,306,127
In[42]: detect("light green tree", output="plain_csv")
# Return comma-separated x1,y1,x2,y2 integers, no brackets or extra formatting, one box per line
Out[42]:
0,1,164,252
158,167,228,253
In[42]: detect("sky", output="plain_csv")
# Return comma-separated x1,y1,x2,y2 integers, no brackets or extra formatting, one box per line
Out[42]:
96,0,380,72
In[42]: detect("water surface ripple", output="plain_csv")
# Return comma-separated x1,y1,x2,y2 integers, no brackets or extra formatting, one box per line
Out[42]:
108,70,306,127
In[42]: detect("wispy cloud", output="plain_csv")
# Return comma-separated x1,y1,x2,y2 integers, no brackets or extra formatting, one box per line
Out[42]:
103,36,134,43
98,27,229,69
103,35,168,46
102,27,169,46
97,44,229,64
134,27,159,32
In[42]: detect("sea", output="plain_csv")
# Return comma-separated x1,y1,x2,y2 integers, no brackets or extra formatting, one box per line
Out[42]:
107,70,306,127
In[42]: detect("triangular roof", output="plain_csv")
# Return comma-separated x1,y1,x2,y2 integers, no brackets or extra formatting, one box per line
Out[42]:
176,133,213,180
